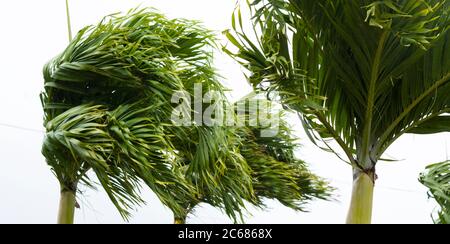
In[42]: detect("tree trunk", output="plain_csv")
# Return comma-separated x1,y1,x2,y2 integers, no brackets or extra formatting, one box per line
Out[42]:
346,169,375,224
57,188,77,224
174,217,186,224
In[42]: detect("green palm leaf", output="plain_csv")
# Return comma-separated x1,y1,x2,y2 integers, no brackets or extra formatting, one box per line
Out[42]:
172,95,332,223
239,97,332,211
420,161,450,224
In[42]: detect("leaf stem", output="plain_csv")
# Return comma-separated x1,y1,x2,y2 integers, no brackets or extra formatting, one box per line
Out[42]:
65,0,73,42
361,31,388,168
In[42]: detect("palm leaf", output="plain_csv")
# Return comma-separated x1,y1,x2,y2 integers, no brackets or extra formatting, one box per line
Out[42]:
420,161,450,224
173,95,333,223
239,97,332,211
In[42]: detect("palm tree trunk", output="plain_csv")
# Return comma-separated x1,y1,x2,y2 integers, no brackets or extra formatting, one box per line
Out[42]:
346,170,375,224
174,217,186,224
56,1,75,225
57,189,76,224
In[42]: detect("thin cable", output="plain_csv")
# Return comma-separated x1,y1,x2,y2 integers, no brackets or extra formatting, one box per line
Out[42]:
0,122,44,134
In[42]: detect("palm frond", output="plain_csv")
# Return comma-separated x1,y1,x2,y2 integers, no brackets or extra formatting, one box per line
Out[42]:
168,118,255,223
420,161,450,224
43,104,144,218
171,95,333,223
238,96,332,211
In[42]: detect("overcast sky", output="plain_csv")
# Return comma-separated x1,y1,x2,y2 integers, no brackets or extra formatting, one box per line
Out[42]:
0,0,448,224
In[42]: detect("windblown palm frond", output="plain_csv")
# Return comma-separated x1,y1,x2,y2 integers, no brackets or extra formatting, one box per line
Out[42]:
226,0,450,223
169,123,255,223
174,95,332,223
240,102,332,211
168,103,255,222
420,161,450,224
43,105,143,215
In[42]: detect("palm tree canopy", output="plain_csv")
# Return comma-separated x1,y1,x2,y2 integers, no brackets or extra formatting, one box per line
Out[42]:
41,8,232,219
239,97,332,211
420,161,450,224
226,0,450,170
177,95,332,222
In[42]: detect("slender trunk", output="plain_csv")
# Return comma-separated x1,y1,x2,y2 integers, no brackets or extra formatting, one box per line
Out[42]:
174,204,196,224
346,169,375,224
174,217,186,224
57,188,77,224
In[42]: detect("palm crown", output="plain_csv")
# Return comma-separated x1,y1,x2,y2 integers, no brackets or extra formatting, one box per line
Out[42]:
42,8,229,220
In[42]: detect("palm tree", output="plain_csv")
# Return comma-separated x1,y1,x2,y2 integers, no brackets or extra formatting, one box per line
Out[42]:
171,96,332,223
41,8,238,224
226,0,450,223
420,161,450,224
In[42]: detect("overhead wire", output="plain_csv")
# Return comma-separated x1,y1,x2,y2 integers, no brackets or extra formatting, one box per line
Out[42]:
0,122,44,134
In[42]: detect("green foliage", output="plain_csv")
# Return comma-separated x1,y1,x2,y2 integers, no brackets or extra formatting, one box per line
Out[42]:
169,123,255,222
420,161,450,224
226,0,450,170
41,8,222,220
42,7,332,223
239,100,331,211
178,96,332,222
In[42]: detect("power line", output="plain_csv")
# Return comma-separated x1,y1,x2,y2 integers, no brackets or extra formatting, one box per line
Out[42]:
0,122,44,134
330,178,424,194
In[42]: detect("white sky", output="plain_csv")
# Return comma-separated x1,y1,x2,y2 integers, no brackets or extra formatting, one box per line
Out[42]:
0,0,448,224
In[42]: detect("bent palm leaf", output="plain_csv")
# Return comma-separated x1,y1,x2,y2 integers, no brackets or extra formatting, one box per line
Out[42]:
172,96,332,223
240,100,331,211
420,161,450,224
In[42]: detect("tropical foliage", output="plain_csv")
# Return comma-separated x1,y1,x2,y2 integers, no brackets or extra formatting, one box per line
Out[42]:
420,161,450,224
41,7,331,224
226,0,450,223
240,101,331,213
42,8,213,221
174,96,332,223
